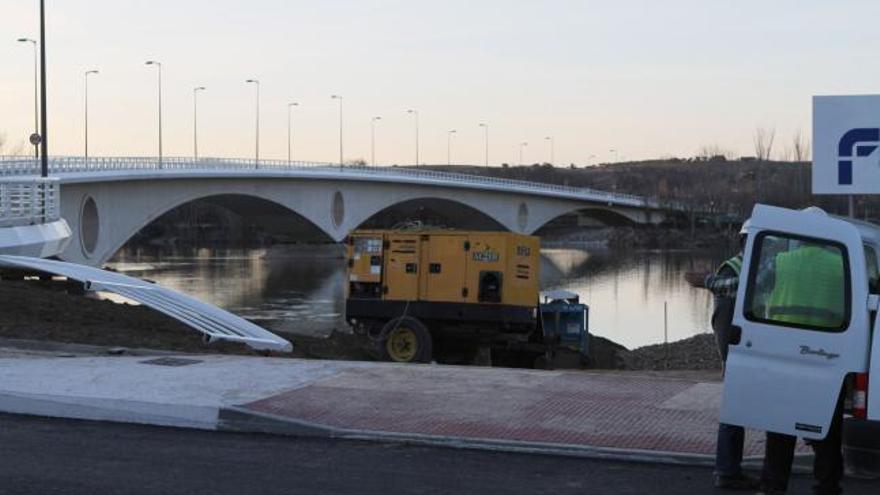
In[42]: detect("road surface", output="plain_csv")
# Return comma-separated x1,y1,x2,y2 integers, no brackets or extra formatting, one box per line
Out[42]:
0,413,875,494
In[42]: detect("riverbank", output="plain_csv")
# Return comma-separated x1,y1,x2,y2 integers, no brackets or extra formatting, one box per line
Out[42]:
0,280,721,371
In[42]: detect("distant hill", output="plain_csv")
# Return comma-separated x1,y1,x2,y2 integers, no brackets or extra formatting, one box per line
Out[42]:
416,159,860,220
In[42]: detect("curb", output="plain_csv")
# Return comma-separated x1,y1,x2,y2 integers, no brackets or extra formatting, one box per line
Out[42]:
220,406,739,468
0,391,814,472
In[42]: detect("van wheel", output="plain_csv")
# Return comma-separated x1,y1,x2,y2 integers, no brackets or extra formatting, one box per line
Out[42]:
379,317,432,363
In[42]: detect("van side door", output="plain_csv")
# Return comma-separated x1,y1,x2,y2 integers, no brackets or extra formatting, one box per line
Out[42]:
721,205,871,440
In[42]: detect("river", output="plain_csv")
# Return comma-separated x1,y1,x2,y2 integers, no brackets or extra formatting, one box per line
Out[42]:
107,244,727,350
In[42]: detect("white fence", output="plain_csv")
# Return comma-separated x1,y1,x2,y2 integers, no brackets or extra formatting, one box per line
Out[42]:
0,156,653,208
0,178,61,228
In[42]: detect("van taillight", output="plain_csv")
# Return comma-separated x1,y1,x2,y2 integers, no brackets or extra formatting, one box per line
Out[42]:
854,373,869,420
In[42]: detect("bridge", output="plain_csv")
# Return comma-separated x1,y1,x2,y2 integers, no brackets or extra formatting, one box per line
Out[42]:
1,156,670,267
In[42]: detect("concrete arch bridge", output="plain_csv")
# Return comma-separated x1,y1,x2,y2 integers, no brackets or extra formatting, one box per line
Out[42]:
1,157,673,267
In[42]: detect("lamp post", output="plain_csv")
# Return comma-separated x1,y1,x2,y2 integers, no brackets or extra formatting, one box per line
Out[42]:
145,60,162,168
545,136,554,164
331,95,343,169
287,102,298,164
519,141,528,165
371,116,382,166
447,129,457,166
84,69,99,164
17,38,38,161
192,86,205,160
245,79,260,168
407,109,419,166
479,123,488,167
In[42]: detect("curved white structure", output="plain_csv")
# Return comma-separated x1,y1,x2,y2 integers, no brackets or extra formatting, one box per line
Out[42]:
0,255,292,352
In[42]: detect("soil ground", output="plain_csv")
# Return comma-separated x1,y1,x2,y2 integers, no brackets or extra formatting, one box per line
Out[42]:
0,279,722,373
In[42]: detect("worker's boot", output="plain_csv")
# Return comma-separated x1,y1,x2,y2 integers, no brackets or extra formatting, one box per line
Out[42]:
714,473,760,490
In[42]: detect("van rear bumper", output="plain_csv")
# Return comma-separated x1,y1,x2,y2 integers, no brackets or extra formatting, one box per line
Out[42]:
843,417,880,479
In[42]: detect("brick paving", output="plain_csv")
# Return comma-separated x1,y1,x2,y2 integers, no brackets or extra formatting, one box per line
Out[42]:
241,365,772,456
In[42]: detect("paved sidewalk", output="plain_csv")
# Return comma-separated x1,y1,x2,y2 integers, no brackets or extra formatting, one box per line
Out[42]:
0,352,797,464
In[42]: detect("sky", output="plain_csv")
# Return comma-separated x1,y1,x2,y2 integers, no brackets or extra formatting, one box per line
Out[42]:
1,0,879,166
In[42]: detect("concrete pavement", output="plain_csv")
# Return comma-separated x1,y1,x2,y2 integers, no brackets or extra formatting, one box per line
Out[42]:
0,349,807,465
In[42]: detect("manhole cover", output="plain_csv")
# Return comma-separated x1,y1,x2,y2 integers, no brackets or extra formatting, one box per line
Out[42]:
140,357,203,367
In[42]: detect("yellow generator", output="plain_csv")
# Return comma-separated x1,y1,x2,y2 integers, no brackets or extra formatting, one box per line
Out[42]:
346,229,563,364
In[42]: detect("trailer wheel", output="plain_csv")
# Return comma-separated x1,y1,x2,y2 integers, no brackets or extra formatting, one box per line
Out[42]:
379,317,432,363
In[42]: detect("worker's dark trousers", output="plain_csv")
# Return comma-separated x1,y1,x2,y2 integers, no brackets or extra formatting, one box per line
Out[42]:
761,392,844,494
715,423,745,476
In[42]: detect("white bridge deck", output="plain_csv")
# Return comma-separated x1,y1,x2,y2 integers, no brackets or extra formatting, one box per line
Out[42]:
0,156,656,209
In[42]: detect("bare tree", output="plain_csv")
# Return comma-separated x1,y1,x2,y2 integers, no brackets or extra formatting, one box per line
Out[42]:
753,127,776,161
695,144,731,161
791,128,810,162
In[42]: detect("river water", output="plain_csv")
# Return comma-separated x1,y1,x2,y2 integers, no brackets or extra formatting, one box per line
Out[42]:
107,245,726,350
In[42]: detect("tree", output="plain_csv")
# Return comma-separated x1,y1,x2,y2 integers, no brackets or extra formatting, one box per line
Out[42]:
753,127,776,161
695,144,731,161
791,128,810,162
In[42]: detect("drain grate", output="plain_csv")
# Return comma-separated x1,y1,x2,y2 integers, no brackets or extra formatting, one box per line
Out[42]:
140,357,203,367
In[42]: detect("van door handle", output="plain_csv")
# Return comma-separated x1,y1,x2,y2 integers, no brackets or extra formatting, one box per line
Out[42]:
729,325,742,345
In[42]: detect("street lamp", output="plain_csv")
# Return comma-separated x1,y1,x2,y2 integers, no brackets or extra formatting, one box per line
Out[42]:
407,109,419,166
545,136,554,164
331,95,344,169
371,116,382,166
84,69,99,164
17,38,38,161
447,129,457,166
519,141,528,165
287,102,298,164
193,86,206,160
145,61,163,168
478,123,488,167
245,79,260,168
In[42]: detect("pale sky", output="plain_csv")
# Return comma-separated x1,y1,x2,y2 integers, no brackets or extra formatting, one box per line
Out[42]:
1,0,878,166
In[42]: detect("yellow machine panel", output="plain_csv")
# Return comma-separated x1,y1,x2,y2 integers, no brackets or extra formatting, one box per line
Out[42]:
347,230,540,309
383,234,420,301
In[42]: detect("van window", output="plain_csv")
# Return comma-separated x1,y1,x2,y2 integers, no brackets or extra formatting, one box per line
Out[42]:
865,245,879,294
744,232,850,332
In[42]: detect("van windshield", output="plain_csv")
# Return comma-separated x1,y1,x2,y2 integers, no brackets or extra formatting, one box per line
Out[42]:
745,232,850,332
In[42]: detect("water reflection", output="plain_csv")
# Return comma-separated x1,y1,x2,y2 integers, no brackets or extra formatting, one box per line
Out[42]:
541,248,721,349
108,245,727,349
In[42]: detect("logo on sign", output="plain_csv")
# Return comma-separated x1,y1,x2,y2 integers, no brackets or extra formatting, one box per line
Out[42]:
838,128,879,185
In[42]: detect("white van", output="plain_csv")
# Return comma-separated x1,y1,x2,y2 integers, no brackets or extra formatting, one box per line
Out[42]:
720,204,880,475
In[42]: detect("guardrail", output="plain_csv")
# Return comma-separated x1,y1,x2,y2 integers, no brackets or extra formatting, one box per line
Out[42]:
0,155,655,208
0,177,61,228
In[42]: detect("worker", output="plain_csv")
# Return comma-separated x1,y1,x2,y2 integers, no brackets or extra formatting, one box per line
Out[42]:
757,241,846,495
685,221,758,491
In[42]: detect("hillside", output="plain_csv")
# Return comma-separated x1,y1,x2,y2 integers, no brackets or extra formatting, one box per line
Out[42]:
419,159,859,220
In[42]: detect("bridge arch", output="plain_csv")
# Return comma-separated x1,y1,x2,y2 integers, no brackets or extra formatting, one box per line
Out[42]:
527,204,662,234
351,197,508,232
59,180,339,265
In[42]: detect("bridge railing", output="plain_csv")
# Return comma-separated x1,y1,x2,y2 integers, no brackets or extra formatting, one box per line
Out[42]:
0,177,61,228
0,155,654,207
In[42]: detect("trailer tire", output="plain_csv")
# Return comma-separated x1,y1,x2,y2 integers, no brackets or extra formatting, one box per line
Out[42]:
379,317,433,364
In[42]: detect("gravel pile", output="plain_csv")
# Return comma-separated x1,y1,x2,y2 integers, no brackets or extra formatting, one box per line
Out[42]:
621,333,722,370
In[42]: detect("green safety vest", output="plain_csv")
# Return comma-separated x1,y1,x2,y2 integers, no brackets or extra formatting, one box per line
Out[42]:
766,246,845,328
717,255,743,276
